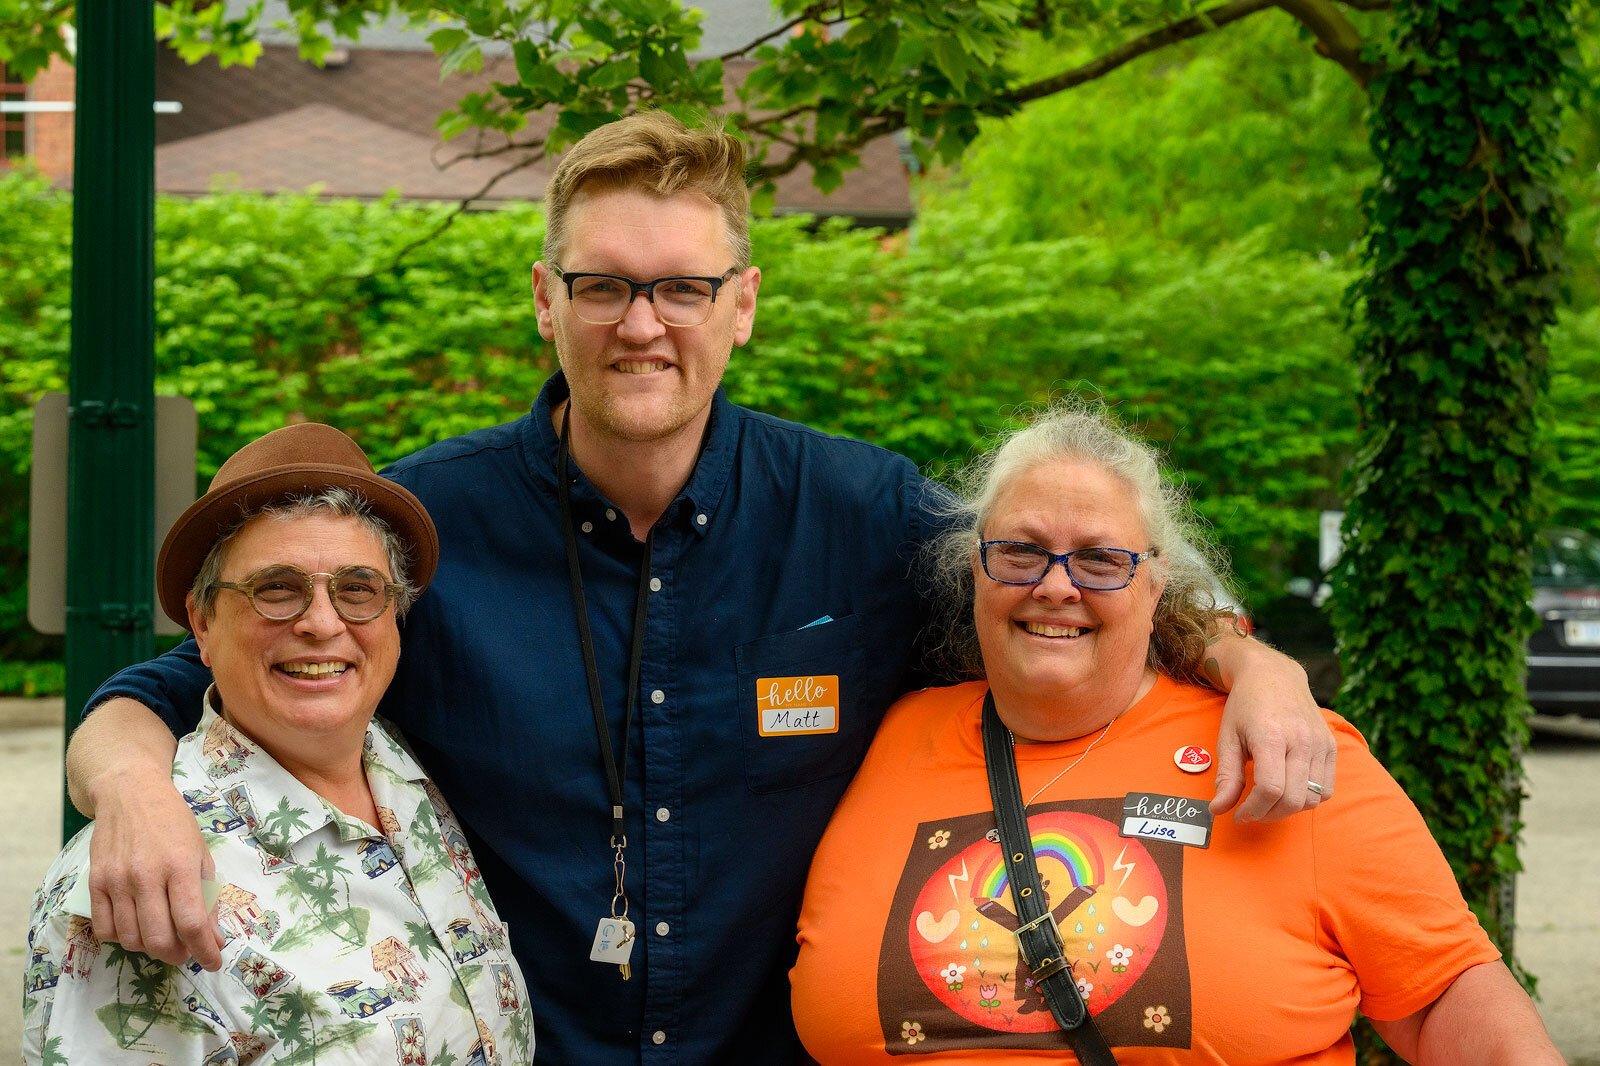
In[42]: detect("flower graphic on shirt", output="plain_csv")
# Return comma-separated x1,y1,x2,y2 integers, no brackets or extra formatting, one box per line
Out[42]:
1144,1004,1172,1033
1076,976,1094,1001
901,1021,926,1045
977,982,1001,1008
938,962,967,990
927,830,951,849
1106,943,1134,973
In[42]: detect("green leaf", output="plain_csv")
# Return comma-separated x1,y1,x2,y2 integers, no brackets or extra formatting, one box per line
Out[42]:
588,58,639,90
434,109,474,140
926,36,971,94
693,57,726,94
512,38,541,85
811,160,843,195
438,41,484,78
853,22,901,81
639,43,672,89
426,27,469,55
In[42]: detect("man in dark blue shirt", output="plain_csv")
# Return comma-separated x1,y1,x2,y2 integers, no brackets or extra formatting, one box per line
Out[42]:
69,112,1334,1065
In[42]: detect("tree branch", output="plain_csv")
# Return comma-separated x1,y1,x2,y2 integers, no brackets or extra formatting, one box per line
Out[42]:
432,135,548,170
1272,0,1380,87
747,113,901,183
357,147,548,279
746,0,1383,182
746,0,1291,181
714,2,849,62
1007,0,1279,106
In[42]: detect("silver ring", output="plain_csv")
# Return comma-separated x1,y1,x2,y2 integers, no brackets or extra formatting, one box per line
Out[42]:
1307,780,1328,796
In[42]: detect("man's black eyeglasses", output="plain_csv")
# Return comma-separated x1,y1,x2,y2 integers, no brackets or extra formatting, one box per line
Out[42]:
551,266,739,327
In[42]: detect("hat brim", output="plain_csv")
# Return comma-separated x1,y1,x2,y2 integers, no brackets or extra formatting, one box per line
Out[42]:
157,463,439,630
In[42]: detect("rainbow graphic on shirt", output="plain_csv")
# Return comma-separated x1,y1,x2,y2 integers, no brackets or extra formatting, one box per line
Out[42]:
972,823,1104,900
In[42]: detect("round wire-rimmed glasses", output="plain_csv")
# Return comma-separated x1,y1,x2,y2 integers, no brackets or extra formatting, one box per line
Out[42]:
978,541,1158,591
551,266,739,327
214,564,403,623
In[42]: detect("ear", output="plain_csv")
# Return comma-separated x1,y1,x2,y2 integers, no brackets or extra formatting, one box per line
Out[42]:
1148,578,1168,635
532,261,557,342
187,593,214,668
731,266,761,347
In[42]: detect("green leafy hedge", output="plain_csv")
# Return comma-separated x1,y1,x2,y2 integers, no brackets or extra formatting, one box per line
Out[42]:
2,169,1596,694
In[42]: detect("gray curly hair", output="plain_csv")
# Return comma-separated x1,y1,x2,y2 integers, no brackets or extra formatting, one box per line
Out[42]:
927,402,1240,689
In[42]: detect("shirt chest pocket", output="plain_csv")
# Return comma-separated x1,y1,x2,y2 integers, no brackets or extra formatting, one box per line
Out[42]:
734,614,872,794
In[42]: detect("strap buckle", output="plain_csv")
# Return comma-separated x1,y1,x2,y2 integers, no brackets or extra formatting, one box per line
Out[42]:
1013,907,1060,941
1013,907,1074,982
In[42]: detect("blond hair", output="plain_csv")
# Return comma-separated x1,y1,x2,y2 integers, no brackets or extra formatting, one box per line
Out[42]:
542,111,751,269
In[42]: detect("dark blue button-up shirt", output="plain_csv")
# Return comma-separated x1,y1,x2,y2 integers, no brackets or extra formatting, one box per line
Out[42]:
89,372,943,1064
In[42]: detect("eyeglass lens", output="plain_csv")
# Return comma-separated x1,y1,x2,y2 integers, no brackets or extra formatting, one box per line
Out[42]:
247,565,390,622
984,543,1136,589
568,275,719,327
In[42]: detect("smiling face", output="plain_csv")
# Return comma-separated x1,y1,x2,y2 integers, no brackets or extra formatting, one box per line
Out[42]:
532,184,760,449
189,512,400,764
974,458,1164,741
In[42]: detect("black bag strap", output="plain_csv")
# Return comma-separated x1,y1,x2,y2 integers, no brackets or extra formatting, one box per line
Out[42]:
982,692,1119,1066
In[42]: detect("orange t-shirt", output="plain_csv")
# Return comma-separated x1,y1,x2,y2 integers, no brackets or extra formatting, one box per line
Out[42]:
792,678,1498,1064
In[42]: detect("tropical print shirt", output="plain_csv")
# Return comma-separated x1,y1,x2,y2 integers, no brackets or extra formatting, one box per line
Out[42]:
23,692,534,1065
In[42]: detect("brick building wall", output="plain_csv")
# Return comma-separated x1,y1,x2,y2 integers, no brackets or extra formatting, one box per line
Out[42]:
25,55,75,183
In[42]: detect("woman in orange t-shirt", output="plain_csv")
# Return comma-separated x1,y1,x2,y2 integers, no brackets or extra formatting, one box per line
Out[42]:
792,404,1560,1066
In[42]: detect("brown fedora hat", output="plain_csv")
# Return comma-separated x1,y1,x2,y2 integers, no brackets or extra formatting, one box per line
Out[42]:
157,423,439,629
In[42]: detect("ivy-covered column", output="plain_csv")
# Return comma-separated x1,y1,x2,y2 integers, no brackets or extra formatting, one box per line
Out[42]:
1331,0,1573,967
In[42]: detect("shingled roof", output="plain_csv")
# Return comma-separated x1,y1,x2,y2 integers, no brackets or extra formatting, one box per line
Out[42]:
153,44,912,222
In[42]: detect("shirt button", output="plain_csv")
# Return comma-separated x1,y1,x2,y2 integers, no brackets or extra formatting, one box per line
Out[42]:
580,520,593,533
655,807,670,823
651,689,665,704
605,508,617,521
695,513,708,526
655,921,670,937
649,577,662,592
652,1031,667,1045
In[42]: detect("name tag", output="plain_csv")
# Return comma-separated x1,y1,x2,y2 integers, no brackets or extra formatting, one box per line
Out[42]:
1120,791,1213,849
756,674,840,736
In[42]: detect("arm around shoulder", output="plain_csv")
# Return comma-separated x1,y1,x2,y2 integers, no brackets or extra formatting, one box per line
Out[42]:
1204,627,1338,823
66,697,181,818
66,697,223,970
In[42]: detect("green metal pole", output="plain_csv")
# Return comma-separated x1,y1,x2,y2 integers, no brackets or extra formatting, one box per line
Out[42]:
63,1,157,841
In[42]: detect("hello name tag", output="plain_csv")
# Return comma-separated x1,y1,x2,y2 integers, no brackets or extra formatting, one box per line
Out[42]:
1121,792,1213,849
756,675,840,737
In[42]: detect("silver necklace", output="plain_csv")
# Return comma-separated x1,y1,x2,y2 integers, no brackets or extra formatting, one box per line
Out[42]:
1019,712,1123,807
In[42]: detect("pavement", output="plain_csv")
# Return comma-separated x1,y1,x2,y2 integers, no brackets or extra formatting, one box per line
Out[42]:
3,697,1597,1063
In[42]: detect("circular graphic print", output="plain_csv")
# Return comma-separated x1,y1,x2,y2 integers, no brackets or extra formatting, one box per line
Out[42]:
905,810,1168,1032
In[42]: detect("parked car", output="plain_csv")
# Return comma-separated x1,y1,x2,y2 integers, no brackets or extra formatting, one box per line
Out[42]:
1526,527,1600,718
1254,527,1600,719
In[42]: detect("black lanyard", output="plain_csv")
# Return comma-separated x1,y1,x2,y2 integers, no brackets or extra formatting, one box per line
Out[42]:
556,412,654,847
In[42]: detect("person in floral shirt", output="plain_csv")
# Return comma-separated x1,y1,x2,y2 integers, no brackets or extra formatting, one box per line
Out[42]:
24,423,533,1064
